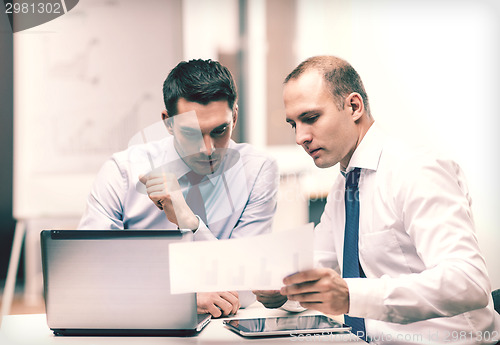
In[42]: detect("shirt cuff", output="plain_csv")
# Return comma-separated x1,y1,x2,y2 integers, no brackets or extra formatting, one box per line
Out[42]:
344,277,386,320
191,215,202,233
192,217,218,241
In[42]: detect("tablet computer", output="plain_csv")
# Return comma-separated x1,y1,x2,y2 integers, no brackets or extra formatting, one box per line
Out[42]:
223,314,351,337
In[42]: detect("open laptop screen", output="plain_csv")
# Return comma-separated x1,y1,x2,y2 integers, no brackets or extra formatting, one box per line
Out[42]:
41,230,209,336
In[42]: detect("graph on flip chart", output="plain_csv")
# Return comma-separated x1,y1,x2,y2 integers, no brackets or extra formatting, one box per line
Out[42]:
13,0,182,219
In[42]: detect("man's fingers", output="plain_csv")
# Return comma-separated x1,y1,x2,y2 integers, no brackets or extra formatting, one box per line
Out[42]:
140,171,181,190
146,185,166,194
228,291,241,313
205,304,222,318
214,297,234,316
281,268,335,296
281,278,320,296
279,268,349,316
219,291,240,314
283,269,326,286
197,292,239,318
297,302,325,313
220,291,239,302
145,177,167,189
287,291,326,303
140,174,165,190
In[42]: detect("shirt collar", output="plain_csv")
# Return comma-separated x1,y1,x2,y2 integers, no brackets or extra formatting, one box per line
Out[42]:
344,122,384,174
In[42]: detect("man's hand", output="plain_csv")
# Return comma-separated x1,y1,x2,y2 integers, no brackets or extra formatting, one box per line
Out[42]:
197,291,241,318
280,268,349,315
139,171,199,230
252,290,288,308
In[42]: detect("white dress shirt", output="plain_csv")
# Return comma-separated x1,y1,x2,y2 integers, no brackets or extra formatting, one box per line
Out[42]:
78,136,278,238
315,123,500,344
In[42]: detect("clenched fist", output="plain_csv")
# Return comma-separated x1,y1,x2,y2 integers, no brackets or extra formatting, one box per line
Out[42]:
139,170,199,230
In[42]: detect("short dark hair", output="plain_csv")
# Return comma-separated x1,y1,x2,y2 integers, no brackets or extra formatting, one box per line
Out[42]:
284,56,371,116
163,59,238,116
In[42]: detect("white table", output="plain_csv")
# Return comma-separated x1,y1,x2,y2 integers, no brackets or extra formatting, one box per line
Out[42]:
0,303,365,345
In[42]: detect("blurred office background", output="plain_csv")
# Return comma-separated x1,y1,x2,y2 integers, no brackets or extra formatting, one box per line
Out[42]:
1,0,499,313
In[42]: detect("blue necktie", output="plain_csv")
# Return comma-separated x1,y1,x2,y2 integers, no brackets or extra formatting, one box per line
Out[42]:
185,171,208,225
342,168,368,342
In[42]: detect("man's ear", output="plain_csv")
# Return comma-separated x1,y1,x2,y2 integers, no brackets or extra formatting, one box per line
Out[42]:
232,104,238,129
345,93,364,122
162,110,174,135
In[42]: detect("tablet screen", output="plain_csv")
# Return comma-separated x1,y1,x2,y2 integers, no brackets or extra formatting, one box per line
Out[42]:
224,315,350,337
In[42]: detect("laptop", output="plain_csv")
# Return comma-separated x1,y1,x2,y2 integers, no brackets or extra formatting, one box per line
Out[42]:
40,229,211,336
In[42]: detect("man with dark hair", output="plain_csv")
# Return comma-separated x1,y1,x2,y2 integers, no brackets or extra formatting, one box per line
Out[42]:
256,56,499,343
78,59,279,318
163,59,238,117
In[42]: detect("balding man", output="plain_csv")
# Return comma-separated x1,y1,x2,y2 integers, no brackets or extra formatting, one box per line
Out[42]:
257,56,500,344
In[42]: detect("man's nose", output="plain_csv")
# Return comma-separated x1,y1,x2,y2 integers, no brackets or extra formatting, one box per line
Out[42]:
295,124,312,146
201,135,215,156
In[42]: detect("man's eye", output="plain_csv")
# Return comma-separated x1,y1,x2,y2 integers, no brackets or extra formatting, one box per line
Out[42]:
212,127,227,136
304,115,318,123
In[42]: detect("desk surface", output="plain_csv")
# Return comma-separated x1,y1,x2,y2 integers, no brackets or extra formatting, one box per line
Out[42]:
0,303,364,345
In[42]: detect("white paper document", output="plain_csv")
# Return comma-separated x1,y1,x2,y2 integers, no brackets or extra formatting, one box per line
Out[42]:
169,223,314,294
